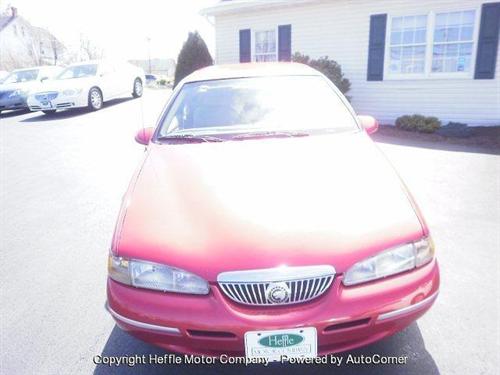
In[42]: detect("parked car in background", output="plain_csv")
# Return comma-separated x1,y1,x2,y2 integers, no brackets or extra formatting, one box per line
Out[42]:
145,74,157,86
0,66,61,114
107,63,439,360
27,60,145,114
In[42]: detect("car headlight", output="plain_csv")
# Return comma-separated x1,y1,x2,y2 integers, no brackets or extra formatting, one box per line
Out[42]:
62,88,82,96
343,237,435,286
108,254,210,295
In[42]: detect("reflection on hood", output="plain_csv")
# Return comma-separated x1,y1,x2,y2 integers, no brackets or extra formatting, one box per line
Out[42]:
27,76,98,94
0,80,46,93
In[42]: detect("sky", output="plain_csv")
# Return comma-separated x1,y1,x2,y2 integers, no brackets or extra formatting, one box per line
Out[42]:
2,0,219,61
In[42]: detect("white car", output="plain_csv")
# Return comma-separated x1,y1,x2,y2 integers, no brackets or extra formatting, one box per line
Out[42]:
27,60,145,114
0,70,10,83
0,66,62,114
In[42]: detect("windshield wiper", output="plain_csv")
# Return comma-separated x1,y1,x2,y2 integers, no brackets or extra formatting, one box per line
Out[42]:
157,134,225,143
231,130,309,140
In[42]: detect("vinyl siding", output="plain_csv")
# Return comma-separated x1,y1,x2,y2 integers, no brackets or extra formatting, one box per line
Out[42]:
213,0,500,126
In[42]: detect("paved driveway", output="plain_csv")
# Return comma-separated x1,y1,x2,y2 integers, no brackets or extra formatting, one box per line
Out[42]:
1,91,499,374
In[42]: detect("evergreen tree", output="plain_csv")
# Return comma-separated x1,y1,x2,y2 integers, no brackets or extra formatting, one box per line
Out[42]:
174,31,213,88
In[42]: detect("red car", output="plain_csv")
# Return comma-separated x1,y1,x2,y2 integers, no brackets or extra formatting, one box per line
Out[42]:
107,63,439,360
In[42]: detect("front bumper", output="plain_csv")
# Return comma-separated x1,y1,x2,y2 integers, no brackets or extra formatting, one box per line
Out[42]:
27,93,88,111
0,96,28,111
107,259,439,356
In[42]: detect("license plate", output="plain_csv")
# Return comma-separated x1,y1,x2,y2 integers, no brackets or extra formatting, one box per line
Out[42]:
244,327,317,361
40,101,52,109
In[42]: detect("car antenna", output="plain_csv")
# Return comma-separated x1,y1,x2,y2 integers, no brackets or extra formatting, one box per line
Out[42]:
139,85,147,150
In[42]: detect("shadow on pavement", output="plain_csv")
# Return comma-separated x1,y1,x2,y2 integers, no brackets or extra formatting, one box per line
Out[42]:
94,323,439,375
19,97,136,122
372,133,500,155
0,108,30,118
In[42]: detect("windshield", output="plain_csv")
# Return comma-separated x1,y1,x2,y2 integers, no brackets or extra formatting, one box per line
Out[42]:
57,64,97,80
157,76,358,138
2,69,39,84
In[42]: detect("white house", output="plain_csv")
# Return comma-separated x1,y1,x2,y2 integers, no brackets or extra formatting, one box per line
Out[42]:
0,6,66,71
201,0,500,126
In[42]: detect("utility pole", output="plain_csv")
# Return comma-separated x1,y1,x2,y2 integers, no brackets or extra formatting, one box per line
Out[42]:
146,37,152,74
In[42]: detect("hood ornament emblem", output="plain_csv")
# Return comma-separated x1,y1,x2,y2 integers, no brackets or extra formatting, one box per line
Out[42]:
266,282,290,304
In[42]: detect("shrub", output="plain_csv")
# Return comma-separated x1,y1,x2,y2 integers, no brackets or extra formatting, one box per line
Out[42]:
436,121,471,137
158,79,167,86
292,52,351,95
445,121,468,128
174,31,213,88
395,114,441,133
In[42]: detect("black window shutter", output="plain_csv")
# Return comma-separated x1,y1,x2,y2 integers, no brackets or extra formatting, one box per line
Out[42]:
367,14,387,81
239,29,251,63
474,2,500,79
278,24,292,61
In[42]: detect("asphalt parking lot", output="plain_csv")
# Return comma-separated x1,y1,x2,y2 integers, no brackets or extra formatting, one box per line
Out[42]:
1,89,499,375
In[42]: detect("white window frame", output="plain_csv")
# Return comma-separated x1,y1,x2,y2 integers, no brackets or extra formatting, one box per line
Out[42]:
384,8,481,80
252,28,278,62
385,13,429,79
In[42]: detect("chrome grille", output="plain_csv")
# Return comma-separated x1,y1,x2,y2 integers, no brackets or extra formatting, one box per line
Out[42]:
217,265,335,306
35,92,58,101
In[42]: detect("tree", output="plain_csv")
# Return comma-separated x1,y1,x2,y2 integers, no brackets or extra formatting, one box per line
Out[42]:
79,34,104,60
292,52,351,96
174,31,213,88
50,36,65,65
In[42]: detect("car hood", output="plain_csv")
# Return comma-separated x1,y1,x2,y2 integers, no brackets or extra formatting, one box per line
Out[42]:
32,77,96,93
0,80,42,93
115,132,425,281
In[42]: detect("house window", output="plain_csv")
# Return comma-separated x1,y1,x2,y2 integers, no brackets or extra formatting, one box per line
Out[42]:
254,29,277,62
432,11,475,73
13,25,17,35
388,15,428,74
386,9,478,78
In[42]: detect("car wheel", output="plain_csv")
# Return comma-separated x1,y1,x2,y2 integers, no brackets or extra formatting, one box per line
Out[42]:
42,110,56,115
88,87,103,111
132,78,143,98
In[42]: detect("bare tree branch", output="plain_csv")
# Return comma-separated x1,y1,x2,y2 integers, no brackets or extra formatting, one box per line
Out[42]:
79,34,104,60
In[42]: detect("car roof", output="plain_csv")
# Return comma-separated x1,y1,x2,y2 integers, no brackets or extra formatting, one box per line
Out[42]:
183,62,321,83
68,60,100,67
13,66,52,72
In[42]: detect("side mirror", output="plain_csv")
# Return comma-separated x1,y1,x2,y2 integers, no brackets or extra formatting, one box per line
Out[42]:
40,76,49,82
135,127,155,145
357,115,379,135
